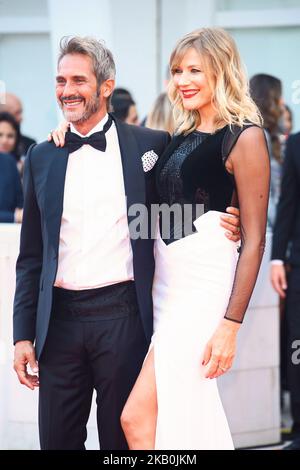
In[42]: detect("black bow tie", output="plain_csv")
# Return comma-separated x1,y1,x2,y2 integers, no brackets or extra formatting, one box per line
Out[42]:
65,115,113,153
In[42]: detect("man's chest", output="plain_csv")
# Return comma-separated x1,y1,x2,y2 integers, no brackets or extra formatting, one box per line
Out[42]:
62,147,127,221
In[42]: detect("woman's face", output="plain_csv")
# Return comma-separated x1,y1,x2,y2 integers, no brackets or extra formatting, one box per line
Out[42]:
0,121,17,154
172,48,213,113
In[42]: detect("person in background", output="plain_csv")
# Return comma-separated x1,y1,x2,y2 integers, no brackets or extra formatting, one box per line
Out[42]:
282,104,293,138
0,113,23,223
145,92,175,135
250,74,283,231
278,104,293,173
0,111,24,176
141,67,172,127
0,92,36,158
250,74,291,433
111,90,139,125
270,130,300,450
0,112,20,159
112,87,133,99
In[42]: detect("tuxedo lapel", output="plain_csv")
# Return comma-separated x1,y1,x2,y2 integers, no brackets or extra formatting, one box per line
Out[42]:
113,117,146,244
44,146,69,255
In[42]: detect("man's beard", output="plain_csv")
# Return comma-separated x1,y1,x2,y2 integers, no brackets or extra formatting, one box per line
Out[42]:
60,91,101,123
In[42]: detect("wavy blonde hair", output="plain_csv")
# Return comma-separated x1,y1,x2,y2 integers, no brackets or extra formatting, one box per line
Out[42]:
168,28,262,135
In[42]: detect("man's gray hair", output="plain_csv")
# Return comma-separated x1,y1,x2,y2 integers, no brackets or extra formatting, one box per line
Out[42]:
58,36,116,88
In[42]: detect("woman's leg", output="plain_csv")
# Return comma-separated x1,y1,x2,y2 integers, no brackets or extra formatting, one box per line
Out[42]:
120,348,157,450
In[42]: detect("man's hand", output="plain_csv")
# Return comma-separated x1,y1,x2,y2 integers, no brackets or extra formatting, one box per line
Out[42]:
220,207,241,242
14,208,23,224
270,264,288,298
13,340,39,390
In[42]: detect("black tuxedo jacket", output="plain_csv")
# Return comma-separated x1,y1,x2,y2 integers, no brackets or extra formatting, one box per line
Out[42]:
271,132,300,265
13,117,170,359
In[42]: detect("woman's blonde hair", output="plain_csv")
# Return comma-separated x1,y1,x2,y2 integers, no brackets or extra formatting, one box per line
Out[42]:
146,92,175,135
168,28,262,135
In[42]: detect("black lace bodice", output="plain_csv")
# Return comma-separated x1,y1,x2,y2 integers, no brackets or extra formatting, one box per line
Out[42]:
157,126,235,244
155,124,270,324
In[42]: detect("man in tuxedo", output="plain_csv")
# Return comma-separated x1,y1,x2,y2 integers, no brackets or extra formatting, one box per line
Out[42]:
270,131,300,450
13,36,240,450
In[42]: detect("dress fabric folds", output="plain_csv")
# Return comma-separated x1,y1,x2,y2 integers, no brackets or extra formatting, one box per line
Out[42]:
151,211,239,450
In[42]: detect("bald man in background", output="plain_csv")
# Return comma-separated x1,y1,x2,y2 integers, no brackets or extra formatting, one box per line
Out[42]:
0,93,36,156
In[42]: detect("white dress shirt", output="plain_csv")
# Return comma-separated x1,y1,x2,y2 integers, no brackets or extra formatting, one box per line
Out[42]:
54,114,134,290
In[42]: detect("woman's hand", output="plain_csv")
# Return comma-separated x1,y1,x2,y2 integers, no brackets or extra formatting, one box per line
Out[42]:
202,318,241,379
47,120,69,147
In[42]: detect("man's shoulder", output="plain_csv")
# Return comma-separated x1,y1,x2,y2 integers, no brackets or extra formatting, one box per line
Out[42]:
28,140,65,163
21,134,37,146
0,153,19,180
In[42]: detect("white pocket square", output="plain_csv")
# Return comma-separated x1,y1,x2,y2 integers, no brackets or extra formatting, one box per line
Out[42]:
141,150,159,172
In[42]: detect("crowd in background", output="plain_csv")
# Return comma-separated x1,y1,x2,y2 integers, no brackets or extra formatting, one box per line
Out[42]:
0,93,37,223
0,68,299,445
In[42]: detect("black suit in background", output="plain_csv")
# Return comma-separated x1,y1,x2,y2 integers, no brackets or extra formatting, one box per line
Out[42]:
17,133,36,158
0,152,23,222
13,117,170,449
271,131,300,435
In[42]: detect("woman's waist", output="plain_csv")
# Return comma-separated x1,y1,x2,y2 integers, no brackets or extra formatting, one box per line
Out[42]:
157,210,239,246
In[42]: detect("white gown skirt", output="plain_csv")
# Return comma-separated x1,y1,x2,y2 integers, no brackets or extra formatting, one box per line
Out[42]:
151,211,239,450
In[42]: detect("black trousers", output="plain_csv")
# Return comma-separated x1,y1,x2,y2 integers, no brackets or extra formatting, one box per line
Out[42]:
38,281,148,450
286,267,300,429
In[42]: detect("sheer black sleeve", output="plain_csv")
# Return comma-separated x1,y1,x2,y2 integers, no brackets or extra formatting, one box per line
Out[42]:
223,126,270,323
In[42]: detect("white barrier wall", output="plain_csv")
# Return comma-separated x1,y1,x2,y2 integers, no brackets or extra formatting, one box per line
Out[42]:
0,224,280,449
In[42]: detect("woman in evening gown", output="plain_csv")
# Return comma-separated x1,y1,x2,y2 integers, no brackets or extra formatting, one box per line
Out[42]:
49,27,269,450
120,28,270,450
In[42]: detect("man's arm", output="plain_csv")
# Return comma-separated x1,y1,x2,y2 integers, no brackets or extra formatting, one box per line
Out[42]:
220,207,241,242
13,144,43,342
13,144,42,389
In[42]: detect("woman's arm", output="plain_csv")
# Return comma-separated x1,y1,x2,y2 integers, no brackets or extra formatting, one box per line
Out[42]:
224,126,270,322
203,126,270,379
